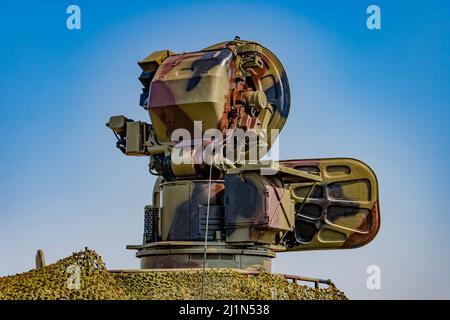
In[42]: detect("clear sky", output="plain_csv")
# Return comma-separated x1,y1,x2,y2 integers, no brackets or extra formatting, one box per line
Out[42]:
0,0,449,299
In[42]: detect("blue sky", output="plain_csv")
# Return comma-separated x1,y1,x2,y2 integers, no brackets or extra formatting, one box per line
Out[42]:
0,0,449,299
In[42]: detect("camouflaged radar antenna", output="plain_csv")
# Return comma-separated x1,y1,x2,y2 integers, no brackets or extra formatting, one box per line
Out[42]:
107,37,380,272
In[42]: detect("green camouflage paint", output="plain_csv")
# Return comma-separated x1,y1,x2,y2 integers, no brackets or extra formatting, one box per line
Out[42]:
107,38,380,271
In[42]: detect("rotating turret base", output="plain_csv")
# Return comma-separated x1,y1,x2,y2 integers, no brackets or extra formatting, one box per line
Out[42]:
127,241,278,272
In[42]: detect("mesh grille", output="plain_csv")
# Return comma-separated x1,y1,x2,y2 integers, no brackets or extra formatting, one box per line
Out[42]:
144,205,159,243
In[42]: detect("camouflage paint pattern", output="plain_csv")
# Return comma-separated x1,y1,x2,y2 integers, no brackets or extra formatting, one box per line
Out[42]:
282,158,380,250
203,39,291,132
107,38,381,271
139,37,290,147
224,173,294,245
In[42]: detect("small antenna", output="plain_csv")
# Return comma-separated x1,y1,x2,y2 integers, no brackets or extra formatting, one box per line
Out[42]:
35,249,46,270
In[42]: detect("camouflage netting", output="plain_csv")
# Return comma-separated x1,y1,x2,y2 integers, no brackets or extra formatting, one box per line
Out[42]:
0,248,125,300
115,270,347,300
0,248,347,300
